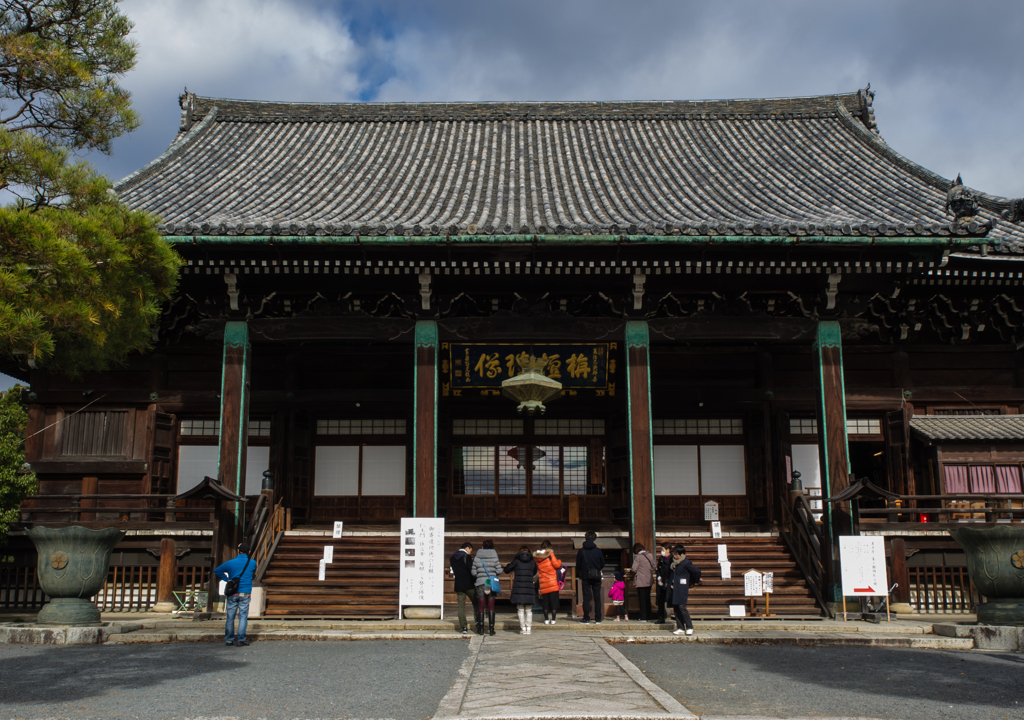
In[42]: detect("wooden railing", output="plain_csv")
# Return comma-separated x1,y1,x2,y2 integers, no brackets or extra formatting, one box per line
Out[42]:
254,499,286,582
908,565,980,614
0,564,211,612
20,493,218,524
779,492,830,617
856,493,1024,523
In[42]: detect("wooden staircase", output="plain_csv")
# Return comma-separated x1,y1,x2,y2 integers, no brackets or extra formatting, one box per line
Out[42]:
660,536,824,618
260,535,400,618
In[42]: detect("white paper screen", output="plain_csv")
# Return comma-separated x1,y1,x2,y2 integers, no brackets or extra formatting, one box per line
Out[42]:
699,445,746,495
176,445,219,493
791,444,822,490
244,446,270,496
653,445,699,495
315,446,360,496
362,446,406,495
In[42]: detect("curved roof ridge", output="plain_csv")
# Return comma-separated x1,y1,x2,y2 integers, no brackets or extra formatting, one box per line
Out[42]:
834,102,1018,212
114,107,219,192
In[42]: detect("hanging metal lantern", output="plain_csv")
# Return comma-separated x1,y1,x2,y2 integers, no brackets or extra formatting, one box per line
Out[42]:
501,354,562,415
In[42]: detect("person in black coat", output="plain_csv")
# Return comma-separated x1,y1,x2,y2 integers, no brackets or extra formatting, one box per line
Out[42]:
450,542,476,634
504,545,538,635
575,531,605,624
655,545,672,624
667,544,701,636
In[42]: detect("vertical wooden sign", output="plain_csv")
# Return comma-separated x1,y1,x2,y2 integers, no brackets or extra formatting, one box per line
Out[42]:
626,321,655,553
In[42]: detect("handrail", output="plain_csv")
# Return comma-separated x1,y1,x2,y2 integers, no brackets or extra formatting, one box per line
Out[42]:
246,494,269,545
855,492,1024,523
779,493,831,618
254,500,286,583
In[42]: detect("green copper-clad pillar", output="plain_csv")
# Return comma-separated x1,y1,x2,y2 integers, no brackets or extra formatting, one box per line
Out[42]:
814,320,852,601
626,321,656,553
217,320,250,562
414,320,438,517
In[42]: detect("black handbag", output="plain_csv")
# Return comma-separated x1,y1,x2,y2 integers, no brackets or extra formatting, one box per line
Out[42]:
224,555,251,597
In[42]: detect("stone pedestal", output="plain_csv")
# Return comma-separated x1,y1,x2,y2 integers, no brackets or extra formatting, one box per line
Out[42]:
404,606,442,619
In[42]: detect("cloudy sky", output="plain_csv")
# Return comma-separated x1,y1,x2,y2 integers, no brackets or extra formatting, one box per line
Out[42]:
2,0,1022,390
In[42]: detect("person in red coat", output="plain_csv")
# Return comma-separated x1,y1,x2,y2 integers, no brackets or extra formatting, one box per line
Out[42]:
533,540,563,625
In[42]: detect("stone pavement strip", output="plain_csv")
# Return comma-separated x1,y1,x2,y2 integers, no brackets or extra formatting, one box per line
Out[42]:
434,634,696,720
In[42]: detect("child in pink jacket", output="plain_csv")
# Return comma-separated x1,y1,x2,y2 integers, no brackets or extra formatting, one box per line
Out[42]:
609,571,628,621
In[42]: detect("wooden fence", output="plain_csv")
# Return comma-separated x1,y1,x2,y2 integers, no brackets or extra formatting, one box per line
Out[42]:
907,565,980,614
0,564,211,612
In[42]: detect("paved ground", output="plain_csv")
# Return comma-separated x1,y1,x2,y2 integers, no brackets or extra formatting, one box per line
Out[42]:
617,643,1024,720
436,634,693,718
0,640,469,720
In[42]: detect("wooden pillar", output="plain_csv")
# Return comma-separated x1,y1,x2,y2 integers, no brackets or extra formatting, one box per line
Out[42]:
888,537,913,613
152,538,178,612
626,321,655,553
80,476,98,521
414,320,438,518
216,321,250,565
815,320,852,601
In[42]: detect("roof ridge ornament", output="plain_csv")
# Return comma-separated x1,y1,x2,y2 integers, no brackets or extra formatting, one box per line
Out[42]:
946,174,980,220
178,88,196,133
857,83,879,134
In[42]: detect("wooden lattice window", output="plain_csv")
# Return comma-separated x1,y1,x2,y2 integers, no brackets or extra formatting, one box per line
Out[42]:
58,410,131,458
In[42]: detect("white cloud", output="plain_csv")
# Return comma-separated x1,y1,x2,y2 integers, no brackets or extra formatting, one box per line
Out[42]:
92,0,364,181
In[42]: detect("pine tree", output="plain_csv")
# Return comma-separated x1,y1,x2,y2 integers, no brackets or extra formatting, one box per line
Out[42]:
0,385,35,543
0,0,180,376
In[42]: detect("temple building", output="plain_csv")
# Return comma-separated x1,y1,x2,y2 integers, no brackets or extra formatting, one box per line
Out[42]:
4,87,1023,618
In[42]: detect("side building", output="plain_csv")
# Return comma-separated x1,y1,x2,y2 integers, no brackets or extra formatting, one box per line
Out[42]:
4,88,1023,618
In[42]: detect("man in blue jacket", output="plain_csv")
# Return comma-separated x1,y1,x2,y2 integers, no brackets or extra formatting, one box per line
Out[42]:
576,531,605,624
215,542,256,646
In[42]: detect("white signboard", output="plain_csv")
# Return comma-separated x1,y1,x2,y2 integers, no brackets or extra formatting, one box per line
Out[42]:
744,569,763,597
763,571,774,594
839,536,887,596
717,544,728,562
704,501,720,521
711,521,722,539
720,561,732,579
318,558,326,581
332,521,344,539
399,517,446,610
323,545,334,563
729,604,745,617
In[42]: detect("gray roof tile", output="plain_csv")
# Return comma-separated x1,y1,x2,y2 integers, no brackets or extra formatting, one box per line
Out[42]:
114,91,1024,249
910,416,1024,442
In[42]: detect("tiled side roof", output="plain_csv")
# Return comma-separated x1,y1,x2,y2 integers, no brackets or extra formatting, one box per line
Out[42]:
114,91,1024,249
910,416,1024,442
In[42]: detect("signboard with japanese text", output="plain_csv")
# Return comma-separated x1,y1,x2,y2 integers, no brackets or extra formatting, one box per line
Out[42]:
744,570,763,597
333,521,343,539
399,517,446,611
711,521,722,538
839,536,888,596
442,343,614,397
704,501,719,521
763,571,774,594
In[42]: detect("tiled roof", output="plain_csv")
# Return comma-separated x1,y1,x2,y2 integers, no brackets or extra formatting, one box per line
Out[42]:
910,416,1024,442
114,89,1024,249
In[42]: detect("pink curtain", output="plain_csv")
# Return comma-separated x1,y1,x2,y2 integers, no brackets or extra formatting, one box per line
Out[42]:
969,465,996,494
995,466,1023,493
943,464,969,493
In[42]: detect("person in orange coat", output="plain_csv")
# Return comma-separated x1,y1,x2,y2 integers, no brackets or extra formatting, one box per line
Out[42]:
533,540,563,625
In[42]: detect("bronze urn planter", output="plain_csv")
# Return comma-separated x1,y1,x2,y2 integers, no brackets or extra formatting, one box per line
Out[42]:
949,526,1024,626
26,526,126,626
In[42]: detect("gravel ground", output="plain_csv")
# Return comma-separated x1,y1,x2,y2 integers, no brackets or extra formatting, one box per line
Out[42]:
0,639,469,720
617,643,1024,720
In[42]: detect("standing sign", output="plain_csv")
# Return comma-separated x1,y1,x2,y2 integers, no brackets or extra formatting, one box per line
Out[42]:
839,536,887,596
399,517,445,616
704,501,719,521
720,562,732,579
323,545,334,563
744,570,763,597
763,571,774,594
318,558,326,581
332,521,344,539
711,521,722,538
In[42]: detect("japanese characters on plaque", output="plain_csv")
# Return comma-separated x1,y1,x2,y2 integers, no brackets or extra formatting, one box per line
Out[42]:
839,536,888,597
441,343,615,398
399,517,445,608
